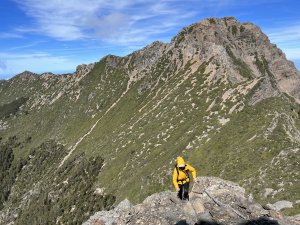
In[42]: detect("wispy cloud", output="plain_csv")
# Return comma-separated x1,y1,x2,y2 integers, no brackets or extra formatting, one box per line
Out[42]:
7,41,46,51
0,32,24,39
0,52,56,60
14,0,104,40
268,24,300,44
12,0,200,44
283,48,300,60
266,23,300,61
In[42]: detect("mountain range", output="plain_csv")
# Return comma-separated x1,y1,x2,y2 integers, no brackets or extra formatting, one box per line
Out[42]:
0,17,299,224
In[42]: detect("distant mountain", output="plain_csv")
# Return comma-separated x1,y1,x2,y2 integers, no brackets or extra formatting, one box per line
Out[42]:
0,17,299,224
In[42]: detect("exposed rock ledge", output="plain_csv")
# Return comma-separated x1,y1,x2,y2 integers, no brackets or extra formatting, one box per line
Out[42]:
83,177,299,225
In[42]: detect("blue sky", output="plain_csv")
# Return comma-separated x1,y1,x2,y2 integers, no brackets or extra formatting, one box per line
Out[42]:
0,0,299,79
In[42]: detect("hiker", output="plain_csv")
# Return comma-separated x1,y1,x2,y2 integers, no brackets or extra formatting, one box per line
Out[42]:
173,156,196,200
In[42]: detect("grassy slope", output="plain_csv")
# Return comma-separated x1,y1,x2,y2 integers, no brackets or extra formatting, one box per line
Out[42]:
0,54,299,220
68,58,300,209
190,97,300,205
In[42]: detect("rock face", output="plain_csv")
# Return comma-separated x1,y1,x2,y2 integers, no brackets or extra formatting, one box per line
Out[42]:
117,16,300,104
75,63,95,77
83,177,298,225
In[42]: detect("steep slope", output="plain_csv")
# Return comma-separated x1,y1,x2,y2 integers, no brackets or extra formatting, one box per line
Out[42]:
0,17,299,224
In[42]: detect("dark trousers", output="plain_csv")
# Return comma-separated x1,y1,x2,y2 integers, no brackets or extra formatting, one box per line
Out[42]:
178,182,189,200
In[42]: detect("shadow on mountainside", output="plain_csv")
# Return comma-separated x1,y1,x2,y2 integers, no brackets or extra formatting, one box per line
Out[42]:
175,217,280,225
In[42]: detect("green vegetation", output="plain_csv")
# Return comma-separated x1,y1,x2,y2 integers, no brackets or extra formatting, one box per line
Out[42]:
224,18,228,27
0,21,299,222
0,143,14,208
0,136,28,209
1,53,298,217
226,47,253,79
231,25,238,36
0,97,28,119
282,203,300,216
5,140,116,225
208,18,216,24
254,53,278,88
188,97,300,209
175,28,188,47
240,25,245,33
187,26,194,33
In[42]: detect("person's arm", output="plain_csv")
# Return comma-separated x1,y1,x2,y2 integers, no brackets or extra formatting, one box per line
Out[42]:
173,168,179,190
186,164,196,179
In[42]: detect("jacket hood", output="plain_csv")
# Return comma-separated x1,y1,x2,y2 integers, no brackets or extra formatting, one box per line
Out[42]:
176,156,186,167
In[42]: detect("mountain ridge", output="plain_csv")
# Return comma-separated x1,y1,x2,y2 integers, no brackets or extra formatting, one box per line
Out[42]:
0,17,299,224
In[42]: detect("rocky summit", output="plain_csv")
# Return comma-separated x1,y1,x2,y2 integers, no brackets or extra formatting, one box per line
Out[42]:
0,17,300,224
83,177,299,225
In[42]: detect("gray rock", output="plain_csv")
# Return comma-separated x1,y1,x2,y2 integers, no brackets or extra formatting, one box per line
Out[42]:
197,211,214,223
272,200,294,211
83,177,297,225
263,204,277,211
183,201,197,217
191,198,206,214
114,199,132,213
287,214,300,225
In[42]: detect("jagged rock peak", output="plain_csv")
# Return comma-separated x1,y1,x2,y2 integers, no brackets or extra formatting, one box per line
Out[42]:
167,16,300,102
83,177,298,225
102,54,123,68
133,41,166,54
75,63,95,77
14,70,39,80
101,41,166,70
122,41,166,65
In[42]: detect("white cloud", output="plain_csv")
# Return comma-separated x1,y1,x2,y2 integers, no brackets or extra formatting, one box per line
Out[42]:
268,24,300,44
266,23,300,61
8,41,45,51
14,0,105,40
0,32,24,39
282,47,300,60
13,0,199,44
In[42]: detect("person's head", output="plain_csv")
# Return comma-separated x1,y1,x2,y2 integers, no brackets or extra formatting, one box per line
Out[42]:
176,156,186,168
178,165,185,170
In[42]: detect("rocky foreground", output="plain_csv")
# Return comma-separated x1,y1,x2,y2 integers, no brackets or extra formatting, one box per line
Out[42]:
83,177,299,225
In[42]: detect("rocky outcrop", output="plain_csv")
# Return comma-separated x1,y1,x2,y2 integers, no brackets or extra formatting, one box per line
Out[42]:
172,17,300,103
75,63,95,77
83,177,299,225
14,70,39,80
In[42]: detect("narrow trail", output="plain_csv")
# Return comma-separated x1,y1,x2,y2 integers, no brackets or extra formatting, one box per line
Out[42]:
58,79,133,168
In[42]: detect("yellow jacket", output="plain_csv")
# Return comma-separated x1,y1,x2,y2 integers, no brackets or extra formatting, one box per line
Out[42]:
172,156,196,190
